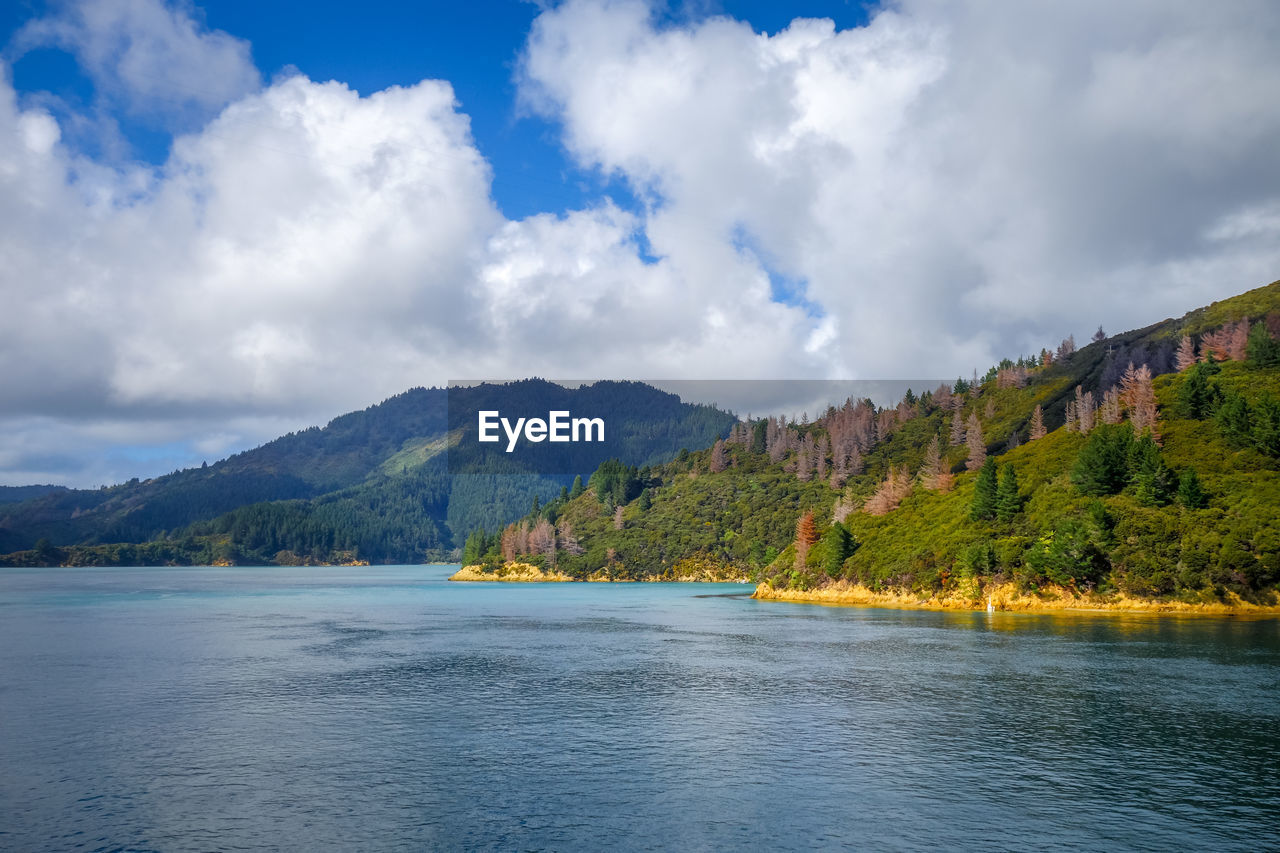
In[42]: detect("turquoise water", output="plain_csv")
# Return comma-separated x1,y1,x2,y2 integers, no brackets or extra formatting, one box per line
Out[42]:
1,565,1278,851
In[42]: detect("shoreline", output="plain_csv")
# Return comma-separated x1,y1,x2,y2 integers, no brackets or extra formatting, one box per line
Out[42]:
448,561,751,584
751,581,1280,616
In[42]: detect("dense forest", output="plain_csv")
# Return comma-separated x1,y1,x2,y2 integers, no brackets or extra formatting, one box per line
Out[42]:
0,381,737,566
464,281,1280,605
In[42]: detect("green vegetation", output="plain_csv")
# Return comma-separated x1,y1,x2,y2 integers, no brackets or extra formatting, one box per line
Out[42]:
0,381,736,566
468,281,1280,607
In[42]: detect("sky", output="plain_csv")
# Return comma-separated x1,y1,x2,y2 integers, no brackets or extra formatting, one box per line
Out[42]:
1,0,1279,488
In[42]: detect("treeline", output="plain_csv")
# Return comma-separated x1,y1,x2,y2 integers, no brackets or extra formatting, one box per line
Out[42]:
471,285,1280,605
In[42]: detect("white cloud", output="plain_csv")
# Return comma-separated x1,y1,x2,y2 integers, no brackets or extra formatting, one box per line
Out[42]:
4,0,1280,487
13,0,261,121
520,0,1280,376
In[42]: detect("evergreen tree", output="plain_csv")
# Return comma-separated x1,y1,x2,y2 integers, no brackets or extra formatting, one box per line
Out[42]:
637,488,652,511
1071,424,1134,496
794,511,819,570
570,475,585,499
1215,392,1251,446
1129,435,1174,506
1177,468,1208,509
970,457,998,521
751,419,768,454
1029,404,1046,440
996,465,1021,522
462,528,487,565
821,522,856,578
1177,363,1218,419
1246,322,1280,367
965,413,986,471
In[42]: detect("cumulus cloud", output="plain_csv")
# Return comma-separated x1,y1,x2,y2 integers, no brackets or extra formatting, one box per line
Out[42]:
12,0,260,122
4,0,1280,486
520,0,1280,376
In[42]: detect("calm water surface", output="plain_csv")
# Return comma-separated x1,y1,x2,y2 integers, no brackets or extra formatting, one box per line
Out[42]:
1,565,1278,851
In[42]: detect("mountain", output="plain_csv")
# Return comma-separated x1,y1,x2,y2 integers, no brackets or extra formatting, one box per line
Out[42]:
465,280,1280,607
0,380,738,565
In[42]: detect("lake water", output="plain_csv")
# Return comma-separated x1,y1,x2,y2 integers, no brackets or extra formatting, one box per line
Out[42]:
1,565,1278,851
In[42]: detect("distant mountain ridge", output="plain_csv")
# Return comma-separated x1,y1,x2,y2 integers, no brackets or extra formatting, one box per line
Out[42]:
0,380,738,563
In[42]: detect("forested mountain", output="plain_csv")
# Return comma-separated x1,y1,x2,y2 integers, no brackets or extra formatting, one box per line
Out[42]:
465,281,1280,606
0,381,737,564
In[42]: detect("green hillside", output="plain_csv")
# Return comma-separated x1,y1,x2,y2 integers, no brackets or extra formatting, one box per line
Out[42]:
467,281,1280,605
0,380,737,565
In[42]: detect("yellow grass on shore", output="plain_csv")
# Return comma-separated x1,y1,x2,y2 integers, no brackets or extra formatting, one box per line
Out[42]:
448,562,573,582
751,580,1280,615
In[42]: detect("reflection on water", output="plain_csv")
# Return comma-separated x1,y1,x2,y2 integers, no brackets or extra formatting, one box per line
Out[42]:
1,565,1277,850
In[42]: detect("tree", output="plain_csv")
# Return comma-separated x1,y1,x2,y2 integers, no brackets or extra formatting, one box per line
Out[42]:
570,475,585,499
970,457,998,521
1129,435,1174,507
1029,405,1046,440
1177,468,1208,509
1175,334,1197,371
1099,387,1122,425
1075,386,1096,434
1093,325,1107,342
1215,392,1251,446
1120,362,1158,439
965,413,986,471
1246,321,1280,367
996,465,1021,523
918,435,944,490
1177,363,1218,419
462,528,488,565
637,488,652,511
950,410,965,446
795,511,818,569
864,467,913,516
821,522,856,578
710,438,727,473
1071,424,1134,496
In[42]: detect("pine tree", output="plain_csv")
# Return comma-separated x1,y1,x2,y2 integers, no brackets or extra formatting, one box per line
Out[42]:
1120,363,1159,439
970,457,998,521
1071,424,1134,496
1177,363,1217,419
821,522,855,578
637,488,652,511
1029,404,1046,440
710,438,727,473
965,413,986,471
1177,468,1208,509
1099,387,1122,425
950,410,965,446
1246,321,1280,367
1175,334,1197,371
570,475,585,499
795,511,818,569
1075,386,1096,434
1129,435,1174,507
864,467,912,516
919,435,944,490
996,465,1020,522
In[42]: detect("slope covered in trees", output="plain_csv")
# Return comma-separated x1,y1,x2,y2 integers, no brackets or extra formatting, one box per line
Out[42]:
0,381,737,565
463,281,1280,607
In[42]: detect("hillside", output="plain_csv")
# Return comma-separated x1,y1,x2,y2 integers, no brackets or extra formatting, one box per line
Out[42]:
463,281,1280,608
0,381,737,565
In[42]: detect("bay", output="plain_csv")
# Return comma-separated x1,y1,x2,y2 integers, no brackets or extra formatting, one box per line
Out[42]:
1,565,1277,851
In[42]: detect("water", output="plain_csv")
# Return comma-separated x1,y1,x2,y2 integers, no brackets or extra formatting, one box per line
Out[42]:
1,566,1278,851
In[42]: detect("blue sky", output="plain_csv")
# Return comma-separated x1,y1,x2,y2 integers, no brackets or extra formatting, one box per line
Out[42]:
1,0,1278,487
3,0,869,220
